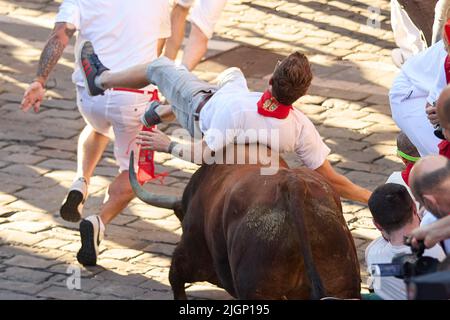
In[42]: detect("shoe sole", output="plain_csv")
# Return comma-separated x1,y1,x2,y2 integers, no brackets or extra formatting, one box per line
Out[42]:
77,40,97,97
60,190,83,223
77,220,97,266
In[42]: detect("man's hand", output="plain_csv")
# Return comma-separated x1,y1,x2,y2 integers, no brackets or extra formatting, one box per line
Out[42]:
136,128,172,153
21,81,45,113
425,102,439,126
410,215,450,249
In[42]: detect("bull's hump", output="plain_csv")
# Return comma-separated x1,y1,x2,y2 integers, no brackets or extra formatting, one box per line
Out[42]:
241,206,289,242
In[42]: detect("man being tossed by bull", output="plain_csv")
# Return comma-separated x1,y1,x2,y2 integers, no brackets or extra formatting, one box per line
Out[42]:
79,41,371,203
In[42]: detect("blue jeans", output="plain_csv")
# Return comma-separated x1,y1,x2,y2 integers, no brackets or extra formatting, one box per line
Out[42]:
146,57,217,137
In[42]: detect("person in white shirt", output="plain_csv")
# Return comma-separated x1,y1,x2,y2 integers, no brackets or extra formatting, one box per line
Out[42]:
79,47,372,203
365,183,446,300
19,0,171,266
164,0,228,70
389,38,448,156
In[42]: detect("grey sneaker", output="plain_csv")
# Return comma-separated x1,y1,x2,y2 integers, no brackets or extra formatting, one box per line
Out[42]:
141,100,162,127
78,40,109,96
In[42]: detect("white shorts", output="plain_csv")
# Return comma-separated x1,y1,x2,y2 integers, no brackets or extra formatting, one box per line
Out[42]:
76,86,149,172
176,0,227,39
389,71,440,156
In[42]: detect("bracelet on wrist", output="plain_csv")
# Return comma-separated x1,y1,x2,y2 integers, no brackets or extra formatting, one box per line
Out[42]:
168,141,178,154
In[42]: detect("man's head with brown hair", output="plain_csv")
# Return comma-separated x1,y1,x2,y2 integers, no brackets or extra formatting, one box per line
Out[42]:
270,51,313,106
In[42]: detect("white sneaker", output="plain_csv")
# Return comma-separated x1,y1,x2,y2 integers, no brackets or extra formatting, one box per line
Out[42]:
60,177,88,222
391,48,406,68
77,215,105,266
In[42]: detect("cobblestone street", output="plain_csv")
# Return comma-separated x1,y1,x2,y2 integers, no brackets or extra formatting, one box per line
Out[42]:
0,0,402,299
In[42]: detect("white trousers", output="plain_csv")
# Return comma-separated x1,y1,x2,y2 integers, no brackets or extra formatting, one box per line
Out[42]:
390,0,427,59
76,86,149,172
389,71,440,156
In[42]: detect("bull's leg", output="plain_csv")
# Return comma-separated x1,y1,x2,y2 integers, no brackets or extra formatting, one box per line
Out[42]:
169,245,188,300
169,240,219,300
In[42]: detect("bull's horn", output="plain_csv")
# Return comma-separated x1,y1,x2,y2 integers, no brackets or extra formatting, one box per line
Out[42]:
129,151,182,210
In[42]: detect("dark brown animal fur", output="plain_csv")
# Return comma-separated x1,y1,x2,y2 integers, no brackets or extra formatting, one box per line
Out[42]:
130,151,360,299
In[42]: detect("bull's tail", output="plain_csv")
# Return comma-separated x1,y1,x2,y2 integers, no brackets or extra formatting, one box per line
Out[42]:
285,176,325,300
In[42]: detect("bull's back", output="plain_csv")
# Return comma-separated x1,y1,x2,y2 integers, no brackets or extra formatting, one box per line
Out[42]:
196,166,360,299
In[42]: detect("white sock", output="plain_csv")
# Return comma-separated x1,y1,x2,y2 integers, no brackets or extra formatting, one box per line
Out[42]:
94,75,105,90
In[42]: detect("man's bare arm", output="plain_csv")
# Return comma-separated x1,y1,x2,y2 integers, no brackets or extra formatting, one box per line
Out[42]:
21,22,76,112
411,215,450,249
35,22,76,86
314,160,372,204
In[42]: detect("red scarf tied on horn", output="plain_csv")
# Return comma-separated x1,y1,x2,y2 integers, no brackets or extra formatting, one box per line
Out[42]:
257,90,293,119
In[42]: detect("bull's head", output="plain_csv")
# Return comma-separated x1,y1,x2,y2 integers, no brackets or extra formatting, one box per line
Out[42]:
129,151,183,220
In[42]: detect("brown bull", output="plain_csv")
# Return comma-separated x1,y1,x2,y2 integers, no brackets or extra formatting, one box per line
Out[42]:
129,149,360,300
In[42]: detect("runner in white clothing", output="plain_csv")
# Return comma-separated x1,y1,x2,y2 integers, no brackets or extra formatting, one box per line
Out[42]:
79,47,372,204
389,39,448,156
19,0,171,266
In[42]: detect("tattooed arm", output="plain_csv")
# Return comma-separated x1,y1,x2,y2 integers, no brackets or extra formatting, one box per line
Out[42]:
21,22,76,113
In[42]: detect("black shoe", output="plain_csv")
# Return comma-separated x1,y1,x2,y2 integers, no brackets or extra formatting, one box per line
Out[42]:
141,100,162,127
60,177,87,223
78,40,109,96
77,216,104,266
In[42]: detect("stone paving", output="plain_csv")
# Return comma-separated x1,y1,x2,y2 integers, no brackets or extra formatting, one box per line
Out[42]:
0,0,403,299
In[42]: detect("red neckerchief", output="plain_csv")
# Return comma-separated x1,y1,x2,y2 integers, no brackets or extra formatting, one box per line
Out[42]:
401,162,414,186
439,140,450,158
257,90,293,119
445,55,450,84
444,20,450,83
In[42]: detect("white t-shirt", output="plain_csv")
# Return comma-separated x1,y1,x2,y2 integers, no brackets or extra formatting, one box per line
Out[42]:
400,40,447,104
199,68,331,170
55,0,171,87
365,237,446,300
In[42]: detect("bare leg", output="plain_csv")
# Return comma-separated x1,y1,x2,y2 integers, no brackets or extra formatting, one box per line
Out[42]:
99,63,151,90
182,23,209,71
77,125,109,184
99,170,134,225
164,4,190,60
